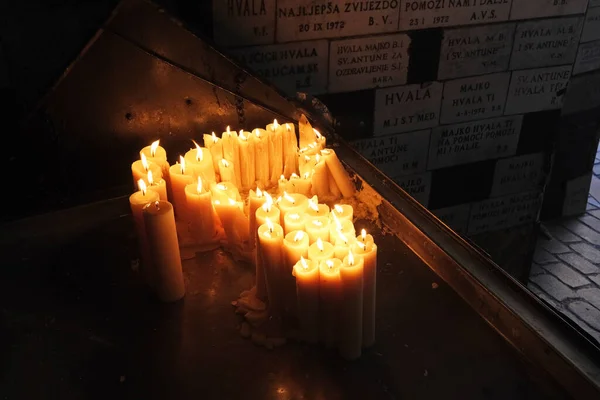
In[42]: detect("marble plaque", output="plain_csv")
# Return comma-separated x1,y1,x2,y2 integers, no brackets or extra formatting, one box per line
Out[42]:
563,173,593,216
229,40,328,96
393,171,432,207
590,0,600,7
213,0,276,46
438,23,515,80
581,6,600,42
490,153,545,197
427,115,523,170
329,33,410,93
440,72,510,124
398,0,512,30
374,82,443,135
504,65,571,114
573,40,600,75
433,204,472,234
510,0,589,20
351,129,430,177
276,0,401,42
510,17,583,69
467,191,542,235
562,70,600,115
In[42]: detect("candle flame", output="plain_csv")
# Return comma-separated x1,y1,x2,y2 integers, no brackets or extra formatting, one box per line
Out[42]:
289,213,300,221
266,217,274,233
290,173,299,180
348,251,355,265
313,128,322,139
141,153,150,170
197,177,203,193
338,230,348,244
226,125,231,134
179,156,186,174
147,170,154,185
312,219,323,227
308,142,316,149
326,259,334,268
229,198,236,206
303,172,310,179
214,200,221,205
272,119,279,130
280,174,286,182
239,130,247,140
308,197,319,212
150,140,160,157
315,154,321,163
283,191,295,204
254,129,260,138
138,179,147,196
332,212,342,230
193,140,203,161
356,241,365,250
300,256,308,269
334,204,343,214
299,147,308,154
216,183,227,191
221,159,230,167
321,149,331,155
361,229,367,240
294,231,304,242
264,192,273,206
256,187,263,197
286,123,291,131
211,132,218,143
304,155,311,162
316,238,324,251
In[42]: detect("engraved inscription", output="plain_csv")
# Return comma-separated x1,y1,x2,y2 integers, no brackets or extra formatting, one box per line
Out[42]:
433,204,472,234
428,115,522,170
276,0,400,42
229,40,328,96
329,33,410,92
505,66,571,114
510,0,589,20
351,130,430,177
510,17,583,69
374,82,443,135
581,6,600,43
394,171,432,207
213,0,275,46
468,191,542,235
438,23,515,80
490,153,545,197
573,40,600,75
399,0,512,30
440,72,510,124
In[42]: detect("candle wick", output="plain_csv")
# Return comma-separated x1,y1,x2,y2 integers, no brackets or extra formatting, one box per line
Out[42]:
154,200,160,210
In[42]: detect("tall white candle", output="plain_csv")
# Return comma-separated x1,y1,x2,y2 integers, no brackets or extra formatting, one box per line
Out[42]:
252,129,270,187
266,119,284,185
221,126,242,188
203,132,223,175
353,229,378,348
293,257,320,343
130,180,160,286
257,218,285,315
238,130,256,190
339,251,364,360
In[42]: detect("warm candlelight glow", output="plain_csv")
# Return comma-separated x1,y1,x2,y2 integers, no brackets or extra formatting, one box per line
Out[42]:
280,174,286,182
338,230,348,244
264,192,273,210
229,198,236,205
138,179,147,196
321,149,331,155
214,200,221,205
197,177,203,193
316,238,324,252
290,173,299,179
216,183,227,191
309,142,317,149
286,123,291,131
314,128,322,139
211,132,218,143
150,140,159,157
303,172,310,179
334,204,344,214
283,191,295,204
239,130,247,140
272,119,279,131
147,170,154,185
361,229,367,241
356,241,365,249
266,217,274,233
256,187,263,197
308,197,319,212
289,213,300,220
180,156,186,174
312,219,323,227
304,155,311,162
141,153,150,171
193,140,203,161
294,231,304,242
300,256,308,269
315,154,321,163
253,128,261,138
226,125,231,134
348,250,355,265
222,159,230,167
332,212,342,230
326,259,334,268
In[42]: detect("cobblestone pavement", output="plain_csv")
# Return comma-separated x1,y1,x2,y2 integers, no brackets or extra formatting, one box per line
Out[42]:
529,189,600,344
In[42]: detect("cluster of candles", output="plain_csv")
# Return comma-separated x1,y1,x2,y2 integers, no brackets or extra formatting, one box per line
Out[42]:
128,116,378,359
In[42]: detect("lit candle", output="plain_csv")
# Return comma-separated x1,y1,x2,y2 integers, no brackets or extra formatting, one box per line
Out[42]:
353,229,378,348
293,257,319,343
256,193,281,228
132,153,162,187
305,216,330,244
311,154,330,197
282,123,298,177
329,213,356,244
129,180,160,286
308,238,334,263
299,154,317,176
210,181,241,203
319,258,342,347
252,129,270,187
221,126,242,188
238,130,256,190
321,149,355,198
185,177,217,243
306,196,330,223
331,204,353,223
339,251,364,360
248,187,267,250
257,218,285,314
299,114,314,148
333,230,355,260
203,132,223,174
283,212,306,235
313,128,326,150
266,119,284,185
285,172,312,197
278,174,288,193
283,230,310,270
140,140,170,178
147,170,168,201
168,156,194,218
213,197,246,248
143,200,186,302
184,140,216,185
218,159,237,184
278,192,308,221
